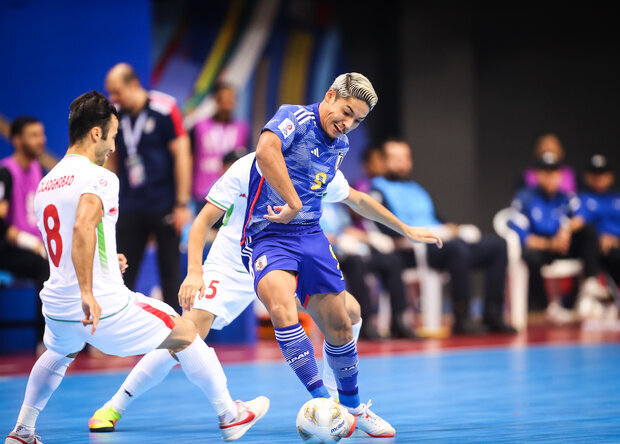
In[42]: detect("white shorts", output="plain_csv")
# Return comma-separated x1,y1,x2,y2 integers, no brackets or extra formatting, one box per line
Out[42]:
43,292,178,357
193,266,256,330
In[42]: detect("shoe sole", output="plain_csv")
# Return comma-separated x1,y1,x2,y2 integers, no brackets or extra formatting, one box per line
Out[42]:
89,426,115,433
222,397,270,442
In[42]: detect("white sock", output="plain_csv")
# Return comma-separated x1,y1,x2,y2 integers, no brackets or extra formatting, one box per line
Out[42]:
13,350,73,433
107,349,178,414
175,335,238,422
323,320,362,399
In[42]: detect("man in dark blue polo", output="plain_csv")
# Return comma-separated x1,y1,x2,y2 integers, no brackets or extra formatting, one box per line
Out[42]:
104,64,192,310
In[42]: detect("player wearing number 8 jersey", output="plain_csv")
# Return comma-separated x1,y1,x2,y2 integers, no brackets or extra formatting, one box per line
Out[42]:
5,92,268,444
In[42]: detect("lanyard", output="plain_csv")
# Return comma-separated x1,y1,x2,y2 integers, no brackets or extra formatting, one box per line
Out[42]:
121,110,148,157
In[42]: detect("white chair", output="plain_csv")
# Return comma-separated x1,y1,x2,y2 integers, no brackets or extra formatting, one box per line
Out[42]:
493,207,583,331
400,244,447,337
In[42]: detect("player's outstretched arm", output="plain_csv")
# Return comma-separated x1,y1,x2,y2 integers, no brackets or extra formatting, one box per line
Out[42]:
178,202,225,311
256,131,302,223
72,193,104,333
343,187,443,248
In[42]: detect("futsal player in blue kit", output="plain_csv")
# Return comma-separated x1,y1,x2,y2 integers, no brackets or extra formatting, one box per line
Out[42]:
241,73,442,438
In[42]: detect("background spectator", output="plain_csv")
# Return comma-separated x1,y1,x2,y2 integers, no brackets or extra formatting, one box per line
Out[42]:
104,63,192,310
371,139,514,335
579,155,620,286
191,83,249,211
522,133,577,193
509,152,604,321
0,116,50,344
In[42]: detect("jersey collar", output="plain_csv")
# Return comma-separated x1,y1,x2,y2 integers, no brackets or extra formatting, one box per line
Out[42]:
310,102,338,147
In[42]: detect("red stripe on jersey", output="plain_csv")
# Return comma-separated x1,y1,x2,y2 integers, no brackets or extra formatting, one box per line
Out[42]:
169,103,186,137
240,177,265,246
135,300,175,329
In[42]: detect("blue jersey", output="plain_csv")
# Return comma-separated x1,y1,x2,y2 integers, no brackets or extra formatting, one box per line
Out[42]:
578,189,620,236
508,187,583,245
241,103,349,244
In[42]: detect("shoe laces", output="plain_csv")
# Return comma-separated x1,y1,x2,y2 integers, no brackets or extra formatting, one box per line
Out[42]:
357,399,377,419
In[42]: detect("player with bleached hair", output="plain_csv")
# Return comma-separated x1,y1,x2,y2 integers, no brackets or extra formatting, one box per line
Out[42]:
241,72,441,438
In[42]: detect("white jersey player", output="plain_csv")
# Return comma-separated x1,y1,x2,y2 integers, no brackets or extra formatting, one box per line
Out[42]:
5,91,268,444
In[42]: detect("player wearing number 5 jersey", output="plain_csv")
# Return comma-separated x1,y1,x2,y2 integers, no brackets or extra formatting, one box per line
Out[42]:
5,92,268,444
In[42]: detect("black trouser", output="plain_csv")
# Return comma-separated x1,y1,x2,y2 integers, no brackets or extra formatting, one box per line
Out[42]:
601,248,620,286
0,244,48,341
116,210,181,311
521,225,599,310
401,234,508,325
340,249,408,320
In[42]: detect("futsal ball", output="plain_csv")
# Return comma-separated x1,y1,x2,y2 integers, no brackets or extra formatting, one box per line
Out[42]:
296,397,352,443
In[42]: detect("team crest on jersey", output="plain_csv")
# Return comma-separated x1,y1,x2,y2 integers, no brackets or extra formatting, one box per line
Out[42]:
254,255,268,271
99,178,108,187
278,118,294,138
335,152,345,171
144,117,156,134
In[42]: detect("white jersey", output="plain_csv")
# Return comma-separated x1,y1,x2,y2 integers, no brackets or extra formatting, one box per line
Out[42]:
203,153,350,273
34,154,129,321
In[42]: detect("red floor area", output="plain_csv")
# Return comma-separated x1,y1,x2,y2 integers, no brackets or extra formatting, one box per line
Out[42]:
2,323,620,376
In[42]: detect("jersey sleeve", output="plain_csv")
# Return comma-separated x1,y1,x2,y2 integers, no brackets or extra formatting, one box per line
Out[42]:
150,92,187,143
205,154,253,212
82,170,119,214
262,105,301,152
323,171,350,203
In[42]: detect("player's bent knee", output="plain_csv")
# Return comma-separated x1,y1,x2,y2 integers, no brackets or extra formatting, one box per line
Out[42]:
183,309,215,340
162,316,199,352
345,292,361,324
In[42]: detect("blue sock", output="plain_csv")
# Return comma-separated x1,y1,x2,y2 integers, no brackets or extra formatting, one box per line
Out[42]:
324,340,360,408
274,323,329,398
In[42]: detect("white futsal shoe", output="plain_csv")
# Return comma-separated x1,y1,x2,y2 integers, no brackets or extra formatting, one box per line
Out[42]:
219,396,270,441
5,428,43,444
353,400,396,438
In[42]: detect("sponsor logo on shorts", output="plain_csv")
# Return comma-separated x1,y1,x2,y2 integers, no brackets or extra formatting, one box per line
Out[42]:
287,350,309,364
255,255,268,271
278,118,294,138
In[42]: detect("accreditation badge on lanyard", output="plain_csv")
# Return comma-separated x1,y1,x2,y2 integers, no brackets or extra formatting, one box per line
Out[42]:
122,111,148,188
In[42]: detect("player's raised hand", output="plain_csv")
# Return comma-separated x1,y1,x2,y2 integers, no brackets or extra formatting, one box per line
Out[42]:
403,226,443,248
178,272,205,312
117,253,128,274
264,204,300,224
81,292,102,334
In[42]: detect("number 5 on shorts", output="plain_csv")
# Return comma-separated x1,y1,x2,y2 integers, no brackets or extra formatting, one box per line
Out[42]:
205,280,219,299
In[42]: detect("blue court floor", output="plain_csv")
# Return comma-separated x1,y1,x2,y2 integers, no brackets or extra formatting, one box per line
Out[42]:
2,343,620,443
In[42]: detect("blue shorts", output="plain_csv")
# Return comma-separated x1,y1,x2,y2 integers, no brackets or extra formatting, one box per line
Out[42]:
241,226,345,307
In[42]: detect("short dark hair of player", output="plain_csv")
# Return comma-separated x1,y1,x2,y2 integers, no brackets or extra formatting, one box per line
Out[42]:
10,116,41,138
68,91,118,145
